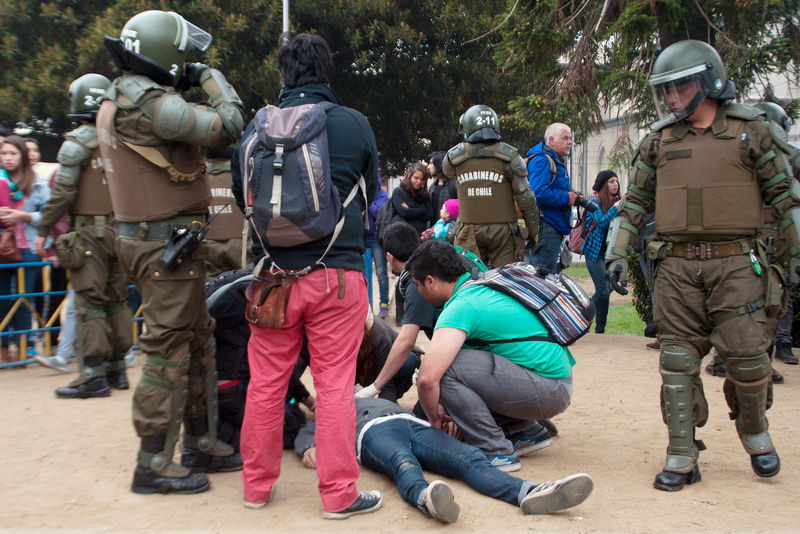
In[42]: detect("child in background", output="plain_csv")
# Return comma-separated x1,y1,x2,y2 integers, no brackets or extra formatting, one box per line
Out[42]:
422,199,458,243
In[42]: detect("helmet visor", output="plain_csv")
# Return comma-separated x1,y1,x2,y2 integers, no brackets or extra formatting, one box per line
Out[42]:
651,73,710,123
172,13,212,52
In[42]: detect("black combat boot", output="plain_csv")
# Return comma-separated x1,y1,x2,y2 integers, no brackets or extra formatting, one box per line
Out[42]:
106,359,129,390
751,450,780,478
56,358,111,399
132,435,210,494
181,414,242,473
653,466,701,491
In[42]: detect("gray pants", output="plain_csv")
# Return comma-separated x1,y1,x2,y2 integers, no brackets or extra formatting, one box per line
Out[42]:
439,349,573,456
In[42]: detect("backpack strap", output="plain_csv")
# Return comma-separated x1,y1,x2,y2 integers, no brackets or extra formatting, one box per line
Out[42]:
466,335,556,346
524,153,557,185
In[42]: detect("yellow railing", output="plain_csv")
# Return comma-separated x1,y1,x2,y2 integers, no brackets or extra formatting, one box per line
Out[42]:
0,261,142,367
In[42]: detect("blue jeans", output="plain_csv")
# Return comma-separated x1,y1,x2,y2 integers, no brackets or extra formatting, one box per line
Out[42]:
586,255,610,332
365,239,389,305
0,249,40,347
527,221,563,274
360,418,532,509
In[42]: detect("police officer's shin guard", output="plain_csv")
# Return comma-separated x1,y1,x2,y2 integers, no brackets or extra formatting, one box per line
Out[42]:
654,342,707,491
180,344,241,473
132,346,210,494
724,353,780,478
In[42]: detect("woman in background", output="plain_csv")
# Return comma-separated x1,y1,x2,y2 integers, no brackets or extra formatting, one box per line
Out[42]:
581,170,620,334
0,136,50,362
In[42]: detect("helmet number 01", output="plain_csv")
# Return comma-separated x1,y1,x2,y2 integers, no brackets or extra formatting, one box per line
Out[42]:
124,38,141,54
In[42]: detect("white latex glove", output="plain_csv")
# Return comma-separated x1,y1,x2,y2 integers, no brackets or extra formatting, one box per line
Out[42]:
354,383,381,399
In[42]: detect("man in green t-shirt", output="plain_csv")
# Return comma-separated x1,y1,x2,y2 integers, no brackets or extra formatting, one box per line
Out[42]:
407,241,575,472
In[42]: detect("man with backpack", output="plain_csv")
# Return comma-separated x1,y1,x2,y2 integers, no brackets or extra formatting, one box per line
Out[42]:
526,123,577,274
407,241,575,472
231,33,381,519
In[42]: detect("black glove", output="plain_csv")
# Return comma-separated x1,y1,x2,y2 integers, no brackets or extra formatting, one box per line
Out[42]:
183,62,209,87
606,258,629,295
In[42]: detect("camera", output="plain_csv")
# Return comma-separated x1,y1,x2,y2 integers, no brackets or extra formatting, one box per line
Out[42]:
573,192,597,212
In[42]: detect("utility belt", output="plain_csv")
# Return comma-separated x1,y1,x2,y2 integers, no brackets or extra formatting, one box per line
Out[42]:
116,215,206,241
652,239,754,261
73,214,112,238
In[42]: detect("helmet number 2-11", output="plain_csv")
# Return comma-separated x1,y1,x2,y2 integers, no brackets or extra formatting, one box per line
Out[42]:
124,38,141,54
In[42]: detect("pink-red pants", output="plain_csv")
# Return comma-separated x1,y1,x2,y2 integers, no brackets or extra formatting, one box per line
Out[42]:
241,268,367,512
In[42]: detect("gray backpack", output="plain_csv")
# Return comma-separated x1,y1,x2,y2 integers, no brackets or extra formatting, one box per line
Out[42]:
240,102,365,273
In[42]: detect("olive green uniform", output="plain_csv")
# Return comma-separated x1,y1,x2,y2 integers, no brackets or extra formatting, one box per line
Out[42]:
96,69,243,474
608,103,800,474
204,157,248,280
442,141,538,268
38,124,132,384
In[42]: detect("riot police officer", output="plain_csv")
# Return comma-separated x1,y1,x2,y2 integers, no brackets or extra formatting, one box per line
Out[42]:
605,40,800,490
97,10,245,494
34,74,133,399
442,104,539,268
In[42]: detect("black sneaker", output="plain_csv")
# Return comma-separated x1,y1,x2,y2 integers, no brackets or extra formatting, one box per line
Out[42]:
323,490,383,519
511,426,552,456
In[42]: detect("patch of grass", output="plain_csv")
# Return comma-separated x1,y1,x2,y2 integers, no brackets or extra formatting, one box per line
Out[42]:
604,301,646,336
563,264,589,279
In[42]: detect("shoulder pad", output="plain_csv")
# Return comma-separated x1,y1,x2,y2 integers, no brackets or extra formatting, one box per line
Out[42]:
725,102,763,121
510,154,527,176
65,124,99,150
494,142,518,162
151,94,193,140
57,138,91,166
447,143,469,165
115,75,166,106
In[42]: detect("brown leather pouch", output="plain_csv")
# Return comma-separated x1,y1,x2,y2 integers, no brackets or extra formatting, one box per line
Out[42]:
245,273,297,329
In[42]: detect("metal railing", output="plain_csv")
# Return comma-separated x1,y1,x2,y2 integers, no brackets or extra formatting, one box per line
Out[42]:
0,260,142,369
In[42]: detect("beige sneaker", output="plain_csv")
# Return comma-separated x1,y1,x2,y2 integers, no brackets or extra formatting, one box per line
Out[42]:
421,480,460,523
520,473,593,514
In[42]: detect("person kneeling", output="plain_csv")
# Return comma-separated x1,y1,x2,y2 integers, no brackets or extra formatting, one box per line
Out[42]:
408,241,576,471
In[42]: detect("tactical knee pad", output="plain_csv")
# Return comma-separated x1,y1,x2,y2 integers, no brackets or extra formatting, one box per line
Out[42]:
723,353,771,437
659,342,705,472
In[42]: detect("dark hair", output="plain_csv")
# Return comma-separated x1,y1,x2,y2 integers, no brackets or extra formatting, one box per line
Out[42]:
22,137,39,147
277,32,334,88
593,170,620,213
0,135,35,195
405,241,468,284
400,162,429,200
382,221,420,262
427,151,444,177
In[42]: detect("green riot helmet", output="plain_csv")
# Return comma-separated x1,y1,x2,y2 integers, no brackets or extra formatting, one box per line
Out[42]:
460,104,501,143
67,74,111,121
103,10,212,86
755,102,792,136
649,40,736,127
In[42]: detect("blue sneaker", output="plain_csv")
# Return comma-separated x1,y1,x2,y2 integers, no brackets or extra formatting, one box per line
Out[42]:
489,454,521,472
512,426,553,457
323,489,383,519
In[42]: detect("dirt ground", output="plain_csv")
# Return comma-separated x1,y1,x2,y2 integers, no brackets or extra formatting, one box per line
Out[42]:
1,277,799,533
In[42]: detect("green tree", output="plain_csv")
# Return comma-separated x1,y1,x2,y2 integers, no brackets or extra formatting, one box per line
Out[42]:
495,0,800,141
1,0,531,171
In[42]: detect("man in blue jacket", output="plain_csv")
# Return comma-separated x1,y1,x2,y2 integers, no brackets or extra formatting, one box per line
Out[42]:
525,123,576,273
